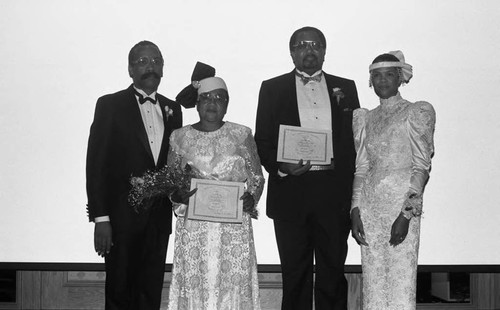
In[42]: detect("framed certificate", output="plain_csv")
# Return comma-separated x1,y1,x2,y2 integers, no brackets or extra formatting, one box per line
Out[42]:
187,178,245,223
277,125,333,165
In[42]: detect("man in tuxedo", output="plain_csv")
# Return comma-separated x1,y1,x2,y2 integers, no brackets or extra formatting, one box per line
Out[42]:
86,40,182,310
254,27,360,310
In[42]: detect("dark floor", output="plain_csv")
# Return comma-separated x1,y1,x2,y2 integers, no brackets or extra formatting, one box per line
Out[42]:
417,272,470,303
0,270,16,303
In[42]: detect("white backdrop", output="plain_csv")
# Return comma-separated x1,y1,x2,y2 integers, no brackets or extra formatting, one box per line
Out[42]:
1,0,499,265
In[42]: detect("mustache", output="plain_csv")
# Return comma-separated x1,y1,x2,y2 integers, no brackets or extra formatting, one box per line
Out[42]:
304,54,317,60
141,72,161,80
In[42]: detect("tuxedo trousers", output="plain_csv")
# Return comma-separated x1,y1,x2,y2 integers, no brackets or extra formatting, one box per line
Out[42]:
273,171,350,310
104,214,170,310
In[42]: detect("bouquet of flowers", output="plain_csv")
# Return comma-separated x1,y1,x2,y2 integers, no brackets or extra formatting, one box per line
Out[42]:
128,164,195,213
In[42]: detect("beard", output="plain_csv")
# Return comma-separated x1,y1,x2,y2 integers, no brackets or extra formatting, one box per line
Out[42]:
302,55,319,68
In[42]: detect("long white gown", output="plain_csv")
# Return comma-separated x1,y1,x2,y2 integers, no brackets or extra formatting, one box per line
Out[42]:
351,93,436,310
166,122,264,310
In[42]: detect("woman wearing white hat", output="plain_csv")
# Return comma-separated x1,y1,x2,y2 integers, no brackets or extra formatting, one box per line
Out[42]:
165,62,264,309
350,51,436,309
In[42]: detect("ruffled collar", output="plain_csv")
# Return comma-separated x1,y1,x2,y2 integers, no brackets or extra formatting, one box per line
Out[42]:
379,92,404,108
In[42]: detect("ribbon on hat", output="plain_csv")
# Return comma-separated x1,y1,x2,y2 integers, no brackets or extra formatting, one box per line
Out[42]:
176,62,216,108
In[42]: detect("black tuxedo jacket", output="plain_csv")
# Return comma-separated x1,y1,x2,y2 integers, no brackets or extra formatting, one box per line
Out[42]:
86,85,182,234
255,70,360,220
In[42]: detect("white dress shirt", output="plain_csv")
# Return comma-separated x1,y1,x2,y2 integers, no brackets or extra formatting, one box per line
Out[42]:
277,70,333,177
134,87,165,165
296,70,333,160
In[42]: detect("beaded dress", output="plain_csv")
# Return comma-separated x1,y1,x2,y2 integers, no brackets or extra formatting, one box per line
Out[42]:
351,93,435,310
166,122,264,310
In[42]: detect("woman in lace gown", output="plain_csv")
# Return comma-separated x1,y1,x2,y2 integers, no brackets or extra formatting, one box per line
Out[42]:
350,51,436,310
166,65,264,310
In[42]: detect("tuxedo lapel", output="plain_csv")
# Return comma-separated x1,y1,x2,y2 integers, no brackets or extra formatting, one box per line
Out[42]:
325,74,342,124
157,100,170,168
285,71,301,126
324,74,341,157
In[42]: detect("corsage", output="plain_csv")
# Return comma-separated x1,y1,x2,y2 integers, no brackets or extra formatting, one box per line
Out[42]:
332,87,345,105
164,106,173,121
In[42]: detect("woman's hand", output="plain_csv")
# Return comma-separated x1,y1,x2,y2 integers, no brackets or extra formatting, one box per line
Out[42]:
351,207,368,246
171,188,197,205
389,213,410,246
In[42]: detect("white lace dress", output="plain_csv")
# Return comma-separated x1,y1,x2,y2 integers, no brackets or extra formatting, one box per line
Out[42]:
351,93,435,310
166,122,264,310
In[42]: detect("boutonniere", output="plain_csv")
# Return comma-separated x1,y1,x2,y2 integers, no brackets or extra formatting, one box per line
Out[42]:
164,106,174,121
332,87,345,105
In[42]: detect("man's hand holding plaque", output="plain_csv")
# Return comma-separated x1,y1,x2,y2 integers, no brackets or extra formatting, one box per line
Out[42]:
278,159,312,176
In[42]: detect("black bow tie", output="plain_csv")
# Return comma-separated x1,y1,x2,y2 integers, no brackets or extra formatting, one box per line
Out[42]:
134,90,156,104
295,72,322,85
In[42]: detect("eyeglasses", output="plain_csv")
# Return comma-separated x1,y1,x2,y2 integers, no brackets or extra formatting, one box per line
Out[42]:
198,92,228,104
292,40,324,51
131,57,164,66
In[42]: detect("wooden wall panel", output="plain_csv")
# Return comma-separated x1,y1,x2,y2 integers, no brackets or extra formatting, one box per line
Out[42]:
19,271,41,310
0,271,497,310
475,273,500,310
495,273,500,308
347,273,362,310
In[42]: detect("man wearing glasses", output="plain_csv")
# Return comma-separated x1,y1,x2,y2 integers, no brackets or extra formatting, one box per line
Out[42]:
255,27,360,309
86,41,182,309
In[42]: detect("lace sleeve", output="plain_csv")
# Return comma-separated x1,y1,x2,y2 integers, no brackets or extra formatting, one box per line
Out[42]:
407,101,436,194
351,108,369,212
240,128,265,218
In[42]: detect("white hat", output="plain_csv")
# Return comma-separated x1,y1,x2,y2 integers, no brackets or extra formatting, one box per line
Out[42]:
193,77,227,95
369,50,413,83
